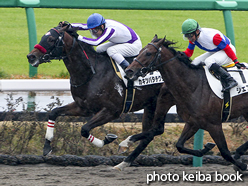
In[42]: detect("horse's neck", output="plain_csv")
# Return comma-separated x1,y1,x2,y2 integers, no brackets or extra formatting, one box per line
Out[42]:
63,42,95,84
63,40,110,85
161,59,203,101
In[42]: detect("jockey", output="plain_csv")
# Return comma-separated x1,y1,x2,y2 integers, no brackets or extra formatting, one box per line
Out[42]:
181,18,246,92
69,13,142,70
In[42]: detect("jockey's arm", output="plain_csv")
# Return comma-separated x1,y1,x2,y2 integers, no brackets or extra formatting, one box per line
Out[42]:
184,41,195,57
213,34,246,69
71,23,88,30
77,27,115,46
213,34,237,62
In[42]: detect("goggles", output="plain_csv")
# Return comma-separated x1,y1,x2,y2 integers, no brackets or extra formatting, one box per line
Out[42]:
184,32,195,39
90,28,99,34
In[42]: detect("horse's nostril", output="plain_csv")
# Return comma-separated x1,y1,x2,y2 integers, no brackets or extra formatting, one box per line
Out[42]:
27,54,36,61
125,69,134,78
125,69,133,73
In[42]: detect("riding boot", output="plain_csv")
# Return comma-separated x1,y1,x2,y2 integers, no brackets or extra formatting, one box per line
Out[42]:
119,59,130,70
209,63,238,92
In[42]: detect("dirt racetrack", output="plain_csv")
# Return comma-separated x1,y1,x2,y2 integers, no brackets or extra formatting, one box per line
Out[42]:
1,163,248,186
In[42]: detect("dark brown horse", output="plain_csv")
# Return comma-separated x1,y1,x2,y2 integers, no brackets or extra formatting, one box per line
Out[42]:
27,25,170,156
117,35,248,171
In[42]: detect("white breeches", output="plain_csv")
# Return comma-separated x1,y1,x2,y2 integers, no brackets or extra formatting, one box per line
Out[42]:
96,38,142,64
191,44,236,68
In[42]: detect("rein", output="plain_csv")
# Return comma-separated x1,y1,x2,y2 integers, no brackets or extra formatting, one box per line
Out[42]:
70,41,96,88
136,42,178,76
78,42,96,75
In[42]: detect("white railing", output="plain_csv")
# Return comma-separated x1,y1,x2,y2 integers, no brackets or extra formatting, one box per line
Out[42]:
0,79,70,91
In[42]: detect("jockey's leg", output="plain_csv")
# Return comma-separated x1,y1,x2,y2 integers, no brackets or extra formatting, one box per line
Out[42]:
107,41,142,70
209,63,237,91
205,50,237,92
191,52,212,66
119,59,129,70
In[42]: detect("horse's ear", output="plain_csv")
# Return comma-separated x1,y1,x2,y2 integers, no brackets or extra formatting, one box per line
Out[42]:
151,34,158,42
57,25,67,33
157,37,165,46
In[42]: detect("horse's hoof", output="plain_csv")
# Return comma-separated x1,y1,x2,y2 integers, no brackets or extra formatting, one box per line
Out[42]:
205,142,216,150
233,165,241,172
233,162,247,172
233,164,247,174
117,136,133,154
43,139,52,156
113,161,130,171
118,146,129,154
112,166,121,171
103,134,118,145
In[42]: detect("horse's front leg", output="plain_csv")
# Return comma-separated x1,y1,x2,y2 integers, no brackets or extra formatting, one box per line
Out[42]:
176,123,216,157
114,88,173,171
80,107,118,148
43,102,85,156
208,125,247,171
117,102,158,154
234,141,248,160
114,112,166,171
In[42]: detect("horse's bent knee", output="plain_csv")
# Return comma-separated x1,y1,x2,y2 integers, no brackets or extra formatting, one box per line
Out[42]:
154,127,164,136
176,146,183,153
176,142,183,153
81,125,90,138
145,132,155,142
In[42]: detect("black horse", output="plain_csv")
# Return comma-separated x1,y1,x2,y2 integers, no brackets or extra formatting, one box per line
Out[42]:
27,25,170,156
118,35,248,171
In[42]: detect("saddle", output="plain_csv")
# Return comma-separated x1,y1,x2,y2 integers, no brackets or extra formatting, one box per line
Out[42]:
205,65,248,121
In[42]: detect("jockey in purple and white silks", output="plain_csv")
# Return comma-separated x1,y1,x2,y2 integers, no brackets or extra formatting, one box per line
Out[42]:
71,13,142,70
181,18,246,92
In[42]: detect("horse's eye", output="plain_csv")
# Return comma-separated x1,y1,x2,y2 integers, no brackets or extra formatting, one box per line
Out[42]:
146,52,152,56
47,37,55,43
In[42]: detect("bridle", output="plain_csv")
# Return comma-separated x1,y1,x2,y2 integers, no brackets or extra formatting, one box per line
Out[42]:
40,28,75,62
36,27,97,88
134,42,178,76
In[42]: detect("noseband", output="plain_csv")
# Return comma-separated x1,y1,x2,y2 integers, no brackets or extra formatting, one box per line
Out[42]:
135,42,178,76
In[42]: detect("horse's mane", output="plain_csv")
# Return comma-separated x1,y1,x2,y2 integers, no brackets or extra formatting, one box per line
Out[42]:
156,38,202,70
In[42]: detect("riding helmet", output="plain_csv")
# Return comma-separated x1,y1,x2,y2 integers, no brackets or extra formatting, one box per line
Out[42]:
181,19,200,34
87,13,106,29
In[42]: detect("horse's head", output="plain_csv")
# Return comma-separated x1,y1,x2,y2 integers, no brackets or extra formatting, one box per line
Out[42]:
27,24,74,67
125,35,165,81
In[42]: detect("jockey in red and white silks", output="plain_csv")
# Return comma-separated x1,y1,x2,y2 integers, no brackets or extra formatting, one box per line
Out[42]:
71,13,142,70
181,18,246,92
184,27,237,69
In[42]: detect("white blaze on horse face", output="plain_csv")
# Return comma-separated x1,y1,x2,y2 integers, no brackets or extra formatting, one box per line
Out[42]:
45,31,51,36
114,83,123,96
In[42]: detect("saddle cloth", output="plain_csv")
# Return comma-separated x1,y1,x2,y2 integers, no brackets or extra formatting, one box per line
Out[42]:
111,58,164,87
204,65,248,99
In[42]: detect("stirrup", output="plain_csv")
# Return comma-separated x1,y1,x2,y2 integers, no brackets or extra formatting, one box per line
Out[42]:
222,81,238,92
